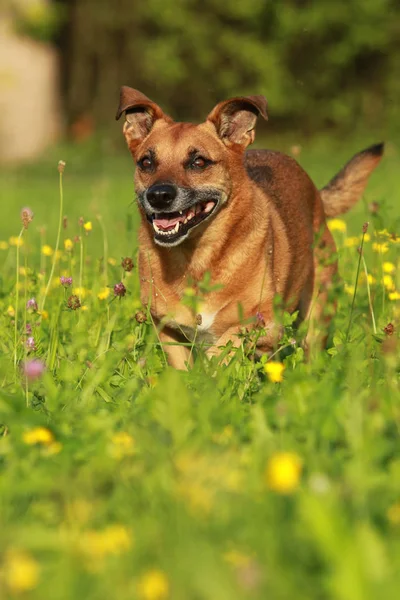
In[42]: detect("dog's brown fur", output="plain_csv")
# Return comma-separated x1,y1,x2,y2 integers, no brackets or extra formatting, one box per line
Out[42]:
116,86,383,369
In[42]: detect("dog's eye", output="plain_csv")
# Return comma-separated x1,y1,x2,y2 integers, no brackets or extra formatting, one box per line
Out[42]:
191,156,208,169
138,156,153,170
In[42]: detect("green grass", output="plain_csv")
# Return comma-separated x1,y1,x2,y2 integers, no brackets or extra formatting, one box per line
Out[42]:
0,134,400,600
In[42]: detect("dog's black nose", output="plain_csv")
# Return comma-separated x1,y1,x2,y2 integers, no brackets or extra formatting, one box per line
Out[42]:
146,184,177,210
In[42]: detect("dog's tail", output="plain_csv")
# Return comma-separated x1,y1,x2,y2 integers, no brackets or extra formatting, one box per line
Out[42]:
320,143,384,218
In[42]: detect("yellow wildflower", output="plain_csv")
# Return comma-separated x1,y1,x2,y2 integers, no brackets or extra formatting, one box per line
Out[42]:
6,305,15,317
389,291,400,301
83,221,92,232
98,287,110,300
137,570,169,600
366,274,376,285
364,233,371,242
80,525,132,559
212,425,234,445
108,257,117,266
383,262,395,274
4,550,39,593
377,229,390,238
383,275,396,292
73,287,88,299
265,452,302,494
38,310,49,320
110,432,135,459
0,240,9,250
264,361,285,383
41,244,53,257
223,549,252,568
344,284,355,296
44,442,62,456
372,242,389,254
64,238,74,251
388,502,400,525
344,236,360,248
23,427,54,446
9,236,23,247
328,219,346,233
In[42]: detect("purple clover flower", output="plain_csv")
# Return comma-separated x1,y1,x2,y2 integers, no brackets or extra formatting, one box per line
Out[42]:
26,298,38,312
23,359,45,381
26,337,36,351
114,282,126,297
60,276,73,287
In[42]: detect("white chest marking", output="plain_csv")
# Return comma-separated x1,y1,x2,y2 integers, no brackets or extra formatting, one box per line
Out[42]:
198,311,217,332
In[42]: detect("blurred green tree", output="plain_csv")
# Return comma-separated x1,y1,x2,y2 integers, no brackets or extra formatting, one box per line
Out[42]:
54,0,399,133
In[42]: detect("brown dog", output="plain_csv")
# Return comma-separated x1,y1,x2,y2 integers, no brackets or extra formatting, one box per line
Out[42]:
116,86,383,369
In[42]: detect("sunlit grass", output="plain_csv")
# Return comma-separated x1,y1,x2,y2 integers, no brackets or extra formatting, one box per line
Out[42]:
0,138,399,599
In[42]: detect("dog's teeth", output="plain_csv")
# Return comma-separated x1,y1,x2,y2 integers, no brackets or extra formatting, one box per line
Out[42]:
173,222,179,233
179,211,183,215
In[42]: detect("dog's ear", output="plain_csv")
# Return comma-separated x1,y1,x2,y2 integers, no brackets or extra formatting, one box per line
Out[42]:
207,96,268,148
116,86,171,151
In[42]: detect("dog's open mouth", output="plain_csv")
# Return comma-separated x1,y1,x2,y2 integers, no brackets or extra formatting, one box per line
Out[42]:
150,200,217,244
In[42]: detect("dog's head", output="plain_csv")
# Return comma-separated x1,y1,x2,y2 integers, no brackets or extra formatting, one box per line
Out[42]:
116,87,268,247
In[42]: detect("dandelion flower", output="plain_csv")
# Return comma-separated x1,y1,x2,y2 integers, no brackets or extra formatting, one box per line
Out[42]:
344,236,360,248
97,288,110,300
265,452,302,494
389,291,400,301
41,244,53,257
110,432,135,459
137,570,169,600
0,240,9,250
328,219,346,233
23,427,54,445
383,262,395,274
372,242,389,254
64,238,74,251
9,236,24,247
264,361,285,383
383,275,395,292
4,550,39,593
344,284,355,296
7,305,15,317
79,525,132,559
83,221,92,232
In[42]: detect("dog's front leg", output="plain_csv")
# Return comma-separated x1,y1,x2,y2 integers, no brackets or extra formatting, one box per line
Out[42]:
159,327,193,370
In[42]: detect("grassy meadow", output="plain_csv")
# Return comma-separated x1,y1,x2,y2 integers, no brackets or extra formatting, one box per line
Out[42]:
0,133,400,600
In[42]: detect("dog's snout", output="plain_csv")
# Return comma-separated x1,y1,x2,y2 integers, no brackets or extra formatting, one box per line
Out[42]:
146,184,177,210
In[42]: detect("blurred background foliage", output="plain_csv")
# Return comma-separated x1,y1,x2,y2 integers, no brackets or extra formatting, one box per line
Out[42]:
10,0,400,136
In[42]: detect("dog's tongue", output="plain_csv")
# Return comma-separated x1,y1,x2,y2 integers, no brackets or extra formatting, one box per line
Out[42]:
154,213,186,230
